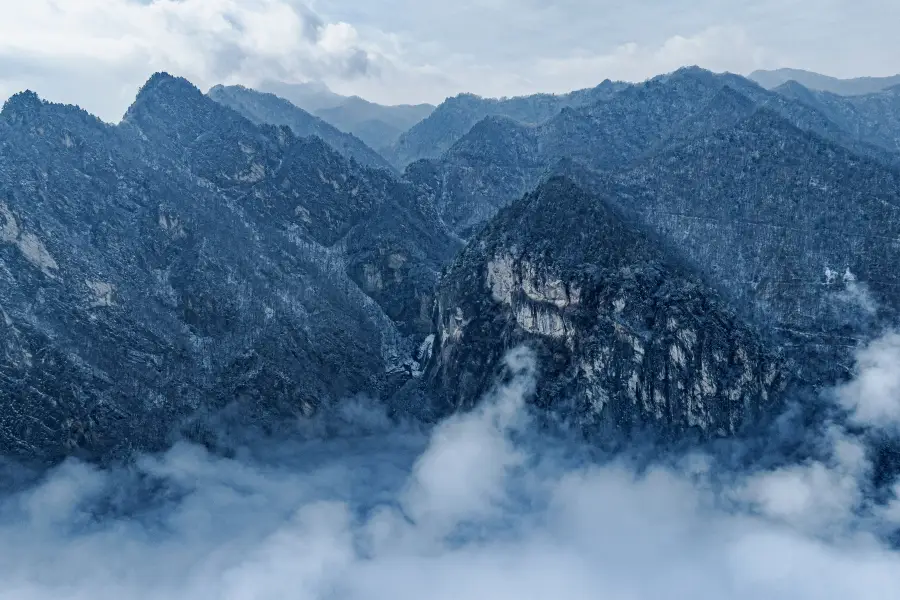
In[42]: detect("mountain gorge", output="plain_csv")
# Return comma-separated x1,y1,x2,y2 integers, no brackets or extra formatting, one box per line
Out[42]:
2,66,900,466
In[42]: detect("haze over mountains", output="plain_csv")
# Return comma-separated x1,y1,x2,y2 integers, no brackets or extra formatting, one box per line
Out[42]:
257,80,435,151
750,68,900,96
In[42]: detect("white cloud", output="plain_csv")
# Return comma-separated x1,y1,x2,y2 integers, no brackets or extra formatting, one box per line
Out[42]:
0,0,385,121
3,0,899,121
836,332,900,429
528,26,770,93
2,344,900,599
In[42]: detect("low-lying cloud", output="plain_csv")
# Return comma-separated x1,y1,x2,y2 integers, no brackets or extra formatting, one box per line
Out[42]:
1,336,899,599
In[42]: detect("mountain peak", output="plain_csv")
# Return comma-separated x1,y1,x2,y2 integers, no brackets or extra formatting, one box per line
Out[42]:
137,72,202,100
124,72,204,119
1,90,44,120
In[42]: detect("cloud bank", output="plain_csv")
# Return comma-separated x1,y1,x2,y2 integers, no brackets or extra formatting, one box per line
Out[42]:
0,0,383,121
1,333,900,599
2,0,898,122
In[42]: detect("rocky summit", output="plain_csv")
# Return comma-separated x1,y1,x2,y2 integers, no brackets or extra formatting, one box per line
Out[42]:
2,66,900,464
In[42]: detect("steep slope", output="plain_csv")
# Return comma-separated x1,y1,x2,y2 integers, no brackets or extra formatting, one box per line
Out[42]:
405,116,542,238
773,81,900,155
0,74,458,463
259,80,434,149
388,80,628,168
424,177,785,442
407,67,899,237
561,109,900,381
749,68,900,96
207,84,395,172
421,104,900,440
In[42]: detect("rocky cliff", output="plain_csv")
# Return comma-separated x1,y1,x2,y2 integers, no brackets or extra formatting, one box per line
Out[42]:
424,178,786,442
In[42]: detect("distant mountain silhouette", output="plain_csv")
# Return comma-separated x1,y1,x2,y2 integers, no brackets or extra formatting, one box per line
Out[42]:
258,80,434,150
749,68,900,96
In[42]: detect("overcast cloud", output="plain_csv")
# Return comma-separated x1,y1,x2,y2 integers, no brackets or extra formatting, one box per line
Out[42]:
0,0,898,121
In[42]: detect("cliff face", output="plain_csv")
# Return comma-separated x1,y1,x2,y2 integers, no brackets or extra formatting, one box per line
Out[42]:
0,74,458,463
425,178,786,441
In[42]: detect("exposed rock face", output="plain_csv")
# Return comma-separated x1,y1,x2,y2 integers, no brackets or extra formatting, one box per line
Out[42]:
0,74,458,463
419,74,900,438
425,178,786,440
388,80,628,168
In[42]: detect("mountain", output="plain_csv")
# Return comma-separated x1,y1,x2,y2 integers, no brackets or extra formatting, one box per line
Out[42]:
406,67,900,238
424,177,786,442
419,87,900,437
0,73,458,463
315,96,435,150
749,68,900,96
772,80,900,155
258,80,434,150
569,109,900,381
207,84,396,172
388,80,629,168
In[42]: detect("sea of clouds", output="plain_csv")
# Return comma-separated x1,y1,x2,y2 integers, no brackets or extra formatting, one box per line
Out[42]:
1,336,899,599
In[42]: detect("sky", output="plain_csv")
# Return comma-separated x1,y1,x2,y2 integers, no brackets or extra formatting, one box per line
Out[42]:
1,337,900,599
0,0,898,122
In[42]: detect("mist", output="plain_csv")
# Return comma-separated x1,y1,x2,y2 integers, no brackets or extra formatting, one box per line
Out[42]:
1,340,899,600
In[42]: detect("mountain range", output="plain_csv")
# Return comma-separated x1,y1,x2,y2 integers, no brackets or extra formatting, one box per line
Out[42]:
750,68,900,96
257,80,435,151
2,65,900,465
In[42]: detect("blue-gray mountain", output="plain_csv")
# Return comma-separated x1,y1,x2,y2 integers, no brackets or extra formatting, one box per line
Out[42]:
3,66,900,466
423,177,787,442
387,80,629,168
416,70,900,438
258,80,434,150
772,80,900,155
0,73,458,463
207,84,396,173
405,67,900,239
750,68,900,96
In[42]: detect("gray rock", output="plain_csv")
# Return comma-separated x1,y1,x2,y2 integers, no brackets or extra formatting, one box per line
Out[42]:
424,177,787,442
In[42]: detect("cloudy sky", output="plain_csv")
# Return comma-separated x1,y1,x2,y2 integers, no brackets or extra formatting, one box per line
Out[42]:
0,0,898,121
